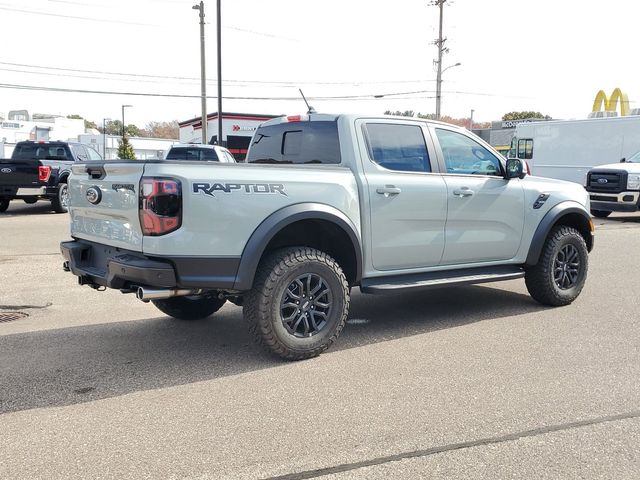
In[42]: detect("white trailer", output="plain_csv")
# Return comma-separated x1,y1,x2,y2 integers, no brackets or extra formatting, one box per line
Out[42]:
511,116,640,185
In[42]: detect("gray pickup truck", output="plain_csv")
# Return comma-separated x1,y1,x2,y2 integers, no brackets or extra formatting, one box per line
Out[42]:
61,114,594,359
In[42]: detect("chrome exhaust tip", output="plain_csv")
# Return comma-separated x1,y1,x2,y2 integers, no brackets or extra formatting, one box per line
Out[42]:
136,287,200,302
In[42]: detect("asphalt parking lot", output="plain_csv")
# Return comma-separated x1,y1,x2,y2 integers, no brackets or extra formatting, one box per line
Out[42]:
1,201,639,479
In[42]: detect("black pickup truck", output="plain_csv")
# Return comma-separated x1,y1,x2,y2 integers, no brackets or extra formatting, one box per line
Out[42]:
0,140,103,213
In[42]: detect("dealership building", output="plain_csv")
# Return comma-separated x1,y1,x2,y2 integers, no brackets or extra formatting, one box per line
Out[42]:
179,112,279,160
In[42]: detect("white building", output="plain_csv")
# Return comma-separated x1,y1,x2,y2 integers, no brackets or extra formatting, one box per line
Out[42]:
78,134,178,160
0,114,85,145
179,112,279,160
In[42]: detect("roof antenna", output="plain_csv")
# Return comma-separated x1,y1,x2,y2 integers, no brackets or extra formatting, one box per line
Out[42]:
299,89,316,114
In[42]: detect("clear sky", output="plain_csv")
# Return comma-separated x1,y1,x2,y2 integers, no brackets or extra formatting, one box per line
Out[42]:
0,0,637,127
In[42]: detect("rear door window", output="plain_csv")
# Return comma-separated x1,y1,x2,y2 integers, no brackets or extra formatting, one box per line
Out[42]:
363,123,432,173
71,145,89,162
86,147,102,161
246,121,341,164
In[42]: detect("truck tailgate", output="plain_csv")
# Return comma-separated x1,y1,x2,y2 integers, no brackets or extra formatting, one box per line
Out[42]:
69,162,145,251
0,159,39,189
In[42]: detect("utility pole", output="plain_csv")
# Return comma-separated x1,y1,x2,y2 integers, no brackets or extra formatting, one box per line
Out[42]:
192,1,207,145
469,109,474,130
216,0,223,147
434,0,446,120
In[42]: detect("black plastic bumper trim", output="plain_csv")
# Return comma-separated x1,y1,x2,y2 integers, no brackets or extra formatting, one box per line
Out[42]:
61,239,240,290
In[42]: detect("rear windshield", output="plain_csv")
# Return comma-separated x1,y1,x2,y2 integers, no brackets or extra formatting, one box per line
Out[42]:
246,121,341,164
166,147,219,161
12,143,70,161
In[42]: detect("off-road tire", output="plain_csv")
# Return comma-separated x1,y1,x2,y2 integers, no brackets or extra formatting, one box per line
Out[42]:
152,293,226,320
51,183,69,213
244,247,350,361
525,226,588,306
591,210,611,219
0,199,9,213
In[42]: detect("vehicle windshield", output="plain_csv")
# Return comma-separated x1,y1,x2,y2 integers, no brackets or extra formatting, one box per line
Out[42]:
626,151,640,163
12,143,69,161
166,147,219,161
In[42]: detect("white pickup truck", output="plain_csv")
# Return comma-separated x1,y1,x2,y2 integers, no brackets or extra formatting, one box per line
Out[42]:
61,114,594,360
585,152,640,217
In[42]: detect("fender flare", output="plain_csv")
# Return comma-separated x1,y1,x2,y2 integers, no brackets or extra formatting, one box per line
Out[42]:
525,202,594,266
233,203,363,290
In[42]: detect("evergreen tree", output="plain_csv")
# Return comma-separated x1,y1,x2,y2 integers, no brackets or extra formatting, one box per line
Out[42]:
117,137,136,159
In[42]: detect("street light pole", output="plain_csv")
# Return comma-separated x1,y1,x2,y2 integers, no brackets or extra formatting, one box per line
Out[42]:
121,104,132,142
102,117,111,158
216,0,223,147
192,1,208,145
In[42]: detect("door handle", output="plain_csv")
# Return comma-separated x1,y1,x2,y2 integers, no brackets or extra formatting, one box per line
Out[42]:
453,188,474,197
376,186,402,197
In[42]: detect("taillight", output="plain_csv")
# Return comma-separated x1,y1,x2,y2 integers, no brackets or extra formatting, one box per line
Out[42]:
139,177,182,236
38,165,51,183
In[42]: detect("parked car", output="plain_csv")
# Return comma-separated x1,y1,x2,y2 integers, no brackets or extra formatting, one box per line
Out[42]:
61,114,594,360
585,152,640,217
164,144,236,162
0,140,102,213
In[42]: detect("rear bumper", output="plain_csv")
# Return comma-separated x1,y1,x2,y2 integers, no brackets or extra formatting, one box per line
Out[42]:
61,240,177,289
589,191,640,212
1,185,56,198
60,239,241,291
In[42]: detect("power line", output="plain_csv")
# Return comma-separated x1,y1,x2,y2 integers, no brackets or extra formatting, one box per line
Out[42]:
0,82,440,101
0,5,161,26
0,82,530,101
0,61,439,86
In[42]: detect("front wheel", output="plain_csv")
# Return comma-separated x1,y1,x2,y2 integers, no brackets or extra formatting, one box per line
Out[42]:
152,292,226,320
525,226,589,306
244,247,350,360
0,199,9,213
591,210,611,219
51,183,69,213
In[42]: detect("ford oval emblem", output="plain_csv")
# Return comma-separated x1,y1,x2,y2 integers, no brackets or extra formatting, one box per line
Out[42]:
86,186,102,205
1,167,12,174
597,178,608,184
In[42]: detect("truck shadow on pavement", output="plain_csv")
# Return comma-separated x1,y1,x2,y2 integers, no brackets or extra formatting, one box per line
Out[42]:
0,284,545,414
3,202,60,216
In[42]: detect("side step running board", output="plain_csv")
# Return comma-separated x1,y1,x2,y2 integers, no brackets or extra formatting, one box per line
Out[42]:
360,265,525,295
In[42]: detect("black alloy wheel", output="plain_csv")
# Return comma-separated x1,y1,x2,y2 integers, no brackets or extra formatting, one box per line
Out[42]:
553,244,580,290
280,273,333,338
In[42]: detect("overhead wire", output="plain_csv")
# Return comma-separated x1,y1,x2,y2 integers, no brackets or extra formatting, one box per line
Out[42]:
0,61,439,86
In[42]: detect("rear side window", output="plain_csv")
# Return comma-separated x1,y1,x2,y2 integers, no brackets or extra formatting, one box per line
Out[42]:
364,123,432,173
166,147,219,161
246,121,341,164
12,143,70,161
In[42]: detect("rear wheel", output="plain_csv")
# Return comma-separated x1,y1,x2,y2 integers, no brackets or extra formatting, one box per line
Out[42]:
151,292,226,320
244,247,350,360
591,209,611,218
525,226,589,306
0,199,9,213
51,183,69,213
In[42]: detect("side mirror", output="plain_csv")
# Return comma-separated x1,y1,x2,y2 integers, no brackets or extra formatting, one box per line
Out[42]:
620,157,626,163
506,158,526,179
